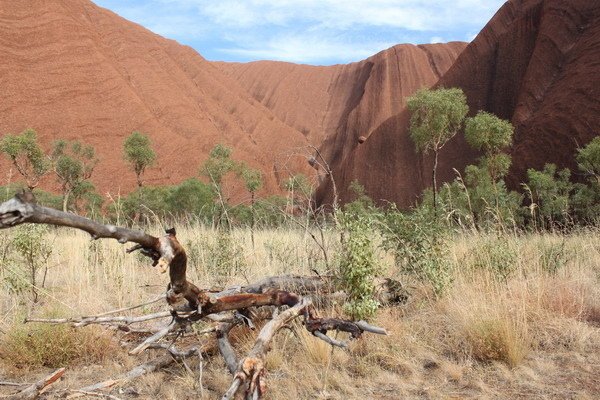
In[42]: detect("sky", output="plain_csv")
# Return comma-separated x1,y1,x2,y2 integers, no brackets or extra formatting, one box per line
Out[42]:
93,0,507,65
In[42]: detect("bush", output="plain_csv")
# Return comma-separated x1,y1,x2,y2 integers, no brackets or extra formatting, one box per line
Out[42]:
525,164,574,229
382,205,451,294
468,236,517,280
7,225,53,302
337,211,380,320
0,323,117,369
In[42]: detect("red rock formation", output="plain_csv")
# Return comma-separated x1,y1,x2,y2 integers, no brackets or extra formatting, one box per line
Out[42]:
218,43,467,202
316,0,600,207
0,0,311,197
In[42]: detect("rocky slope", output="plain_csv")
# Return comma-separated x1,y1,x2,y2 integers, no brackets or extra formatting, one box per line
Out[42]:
316,0,600,206
217,43,467,179
0,0,311,196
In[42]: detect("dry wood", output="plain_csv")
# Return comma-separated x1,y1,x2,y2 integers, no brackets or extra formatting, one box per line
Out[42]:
222,298,310,400
216,322,238,375
129,320,177,355
72,341,216,397
25,311,172,327
82,295,165,318
0,192,158,249
1,368,64,400
67,390,123,400
1,192,391,400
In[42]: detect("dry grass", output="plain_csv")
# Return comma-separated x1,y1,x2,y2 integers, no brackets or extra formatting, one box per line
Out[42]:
0,225,599,399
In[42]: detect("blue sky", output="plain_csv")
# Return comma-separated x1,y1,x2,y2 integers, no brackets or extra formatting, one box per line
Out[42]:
93,0,506,65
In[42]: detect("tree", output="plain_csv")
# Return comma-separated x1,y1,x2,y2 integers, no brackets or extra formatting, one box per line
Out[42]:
465,111,514,183
576,136,600,185
525,164,573,229
284,173,312,213
200,144,238,227
407,87,469,212
123,131,156,188
51,140,98,212
241,167,262,248
0,129,49,189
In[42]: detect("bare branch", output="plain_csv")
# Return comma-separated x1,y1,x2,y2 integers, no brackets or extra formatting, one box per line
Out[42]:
217,322,239,375
313,331,348,348
82,295,165,318
2,368,64,400
129,320,177,355
25,311,172,327
0,193,158,249
223,298,310,400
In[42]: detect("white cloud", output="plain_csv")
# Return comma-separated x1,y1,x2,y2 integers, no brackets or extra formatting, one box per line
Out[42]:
220,35,395,64
165,0,505,31
95,0,506,63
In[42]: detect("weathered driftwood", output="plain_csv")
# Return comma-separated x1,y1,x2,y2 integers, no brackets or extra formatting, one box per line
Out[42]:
0,192,389,399
1,368,64,400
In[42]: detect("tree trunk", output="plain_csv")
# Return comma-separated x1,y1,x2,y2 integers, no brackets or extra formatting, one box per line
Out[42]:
62,191,70,213
250,191,255,250
432,149,439,215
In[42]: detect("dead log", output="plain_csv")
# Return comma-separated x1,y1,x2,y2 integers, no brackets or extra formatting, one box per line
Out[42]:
222,299,310,400
1,192,390,399
1,368,64,400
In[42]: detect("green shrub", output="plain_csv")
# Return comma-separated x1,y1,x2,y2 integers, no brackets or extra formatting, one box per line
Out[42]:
6,225,53,302
337,212,380,320
525,164,573,229
382,205,451,294
468,236,517,280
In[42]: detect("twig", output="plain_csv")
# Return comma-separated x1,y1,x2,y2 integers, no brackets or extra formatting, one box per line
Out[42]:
2,368,65,400
67,390,123,400
25,311,171,327
313,331,348,348
82,295,165,318
129,320,177,355
0,382,32,388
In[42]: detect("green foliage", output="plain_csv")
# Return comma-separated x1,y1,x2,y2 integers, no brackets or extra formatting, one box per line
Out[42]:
114,179,215,223
525,164,574,228
200,144,236,187
571,183,600,223
571,137,600,224
168,178,215,219
337,212,380,320
0,184,62,210
343,180,376,217
468,236,517,280
51,140,98,212
407,87,469,212
438,112,521,230
464,111,514,155
381,205,451,295
6,225,52,301
204,230,247,285
576,136,600,182
123,131,156,187
284,173,313,212
241,167,262,195
407,88,469,154
0,129,49,189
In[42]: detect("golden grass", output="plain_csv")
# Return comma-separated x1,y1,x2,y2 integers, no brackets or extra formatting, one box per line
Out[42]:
0,226,599,398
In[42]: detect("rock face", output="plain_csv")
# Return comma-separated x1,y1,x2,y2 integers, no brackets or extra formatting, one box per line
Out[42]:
0,0,311,195
217,42,467,177
3,0,598,208
315,0,600,207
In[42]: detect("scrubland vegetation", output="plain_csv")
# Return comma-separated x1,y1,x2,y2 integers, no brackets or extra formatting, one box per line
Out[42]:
1,89,599,398
0,224,598,398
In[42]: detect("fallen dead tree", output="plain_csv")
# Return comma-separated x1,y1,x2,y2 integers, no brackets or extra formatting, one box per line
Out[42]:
0,191,389,399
